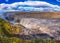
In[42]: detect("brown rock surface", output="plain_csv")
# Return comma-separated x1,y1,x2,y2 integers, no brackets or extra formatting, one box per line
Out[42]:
2,12,60,40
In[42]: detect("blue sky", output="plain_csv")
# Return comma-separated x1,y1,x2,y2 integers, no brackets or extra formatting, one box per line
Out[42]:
0,0,25,3
0,0,60,12
0,0,60,5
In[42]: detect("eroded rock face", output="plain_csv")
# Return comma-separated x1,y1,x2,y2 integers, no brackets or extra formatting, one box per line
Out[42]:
2,12,60,40
19,18,60,40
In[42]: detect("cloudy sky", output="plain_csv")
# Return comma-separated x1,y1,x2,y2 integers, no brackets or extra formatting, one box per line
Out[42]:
0,0,60,12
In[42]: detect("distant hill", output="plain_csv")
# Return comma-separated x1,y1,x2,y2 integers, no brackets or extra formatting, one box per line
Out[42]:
3,12,60,19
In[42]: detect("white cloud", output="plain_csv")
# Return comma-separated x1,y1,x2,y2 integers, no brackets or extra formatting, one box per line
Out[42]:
5,0,9,2
0,1,60,12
